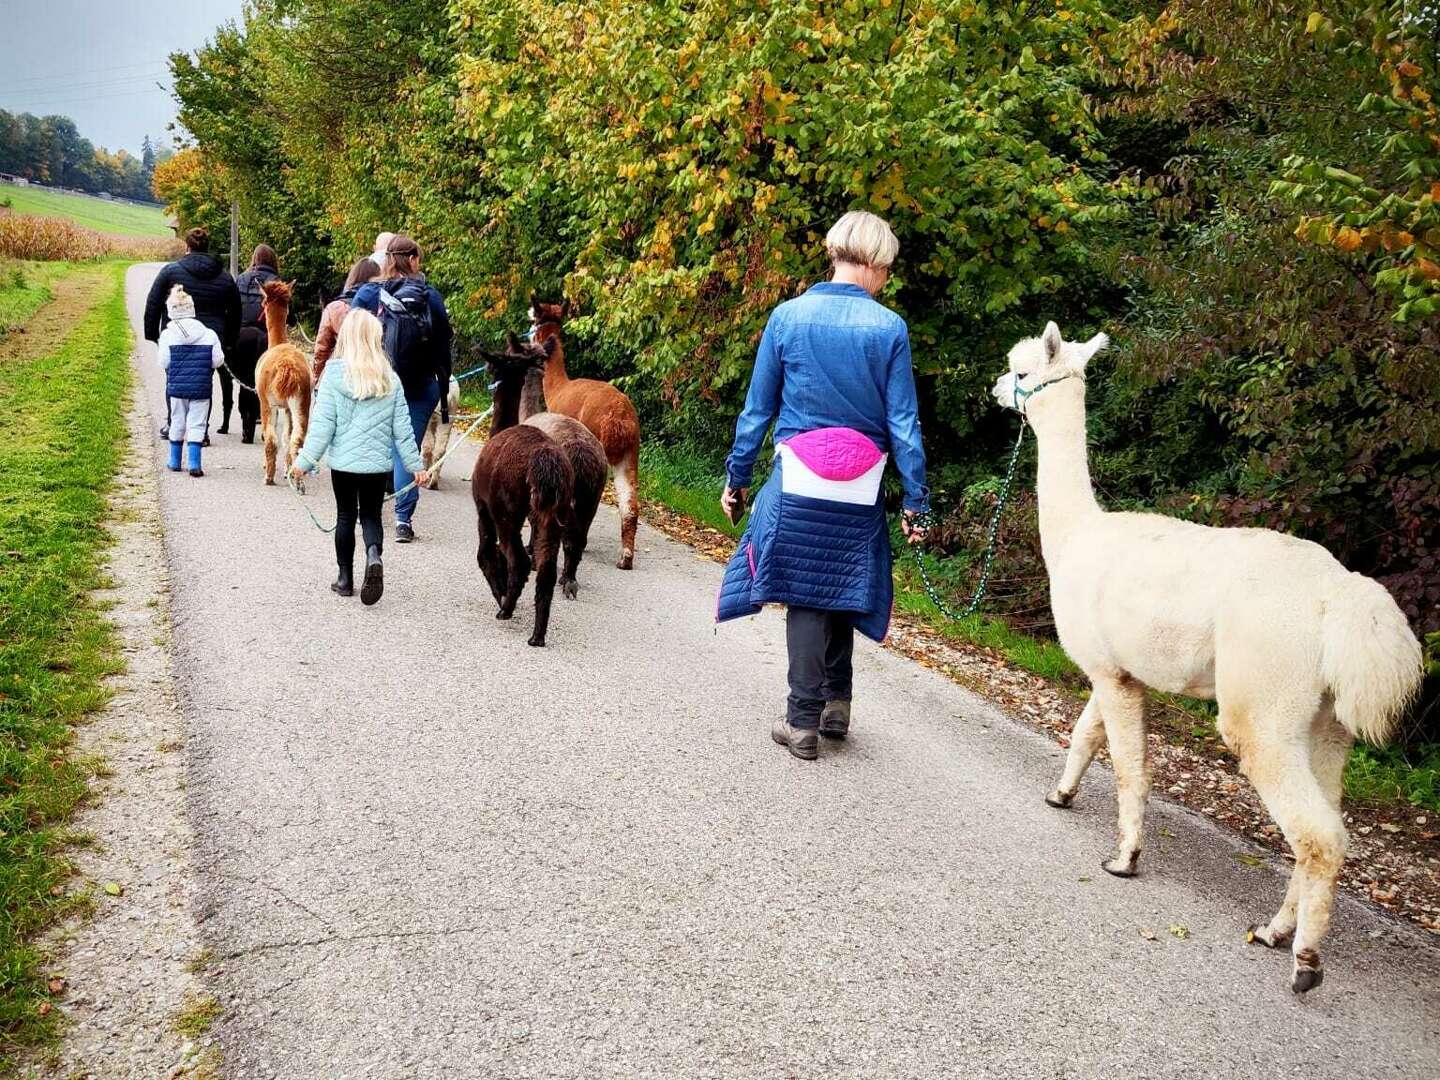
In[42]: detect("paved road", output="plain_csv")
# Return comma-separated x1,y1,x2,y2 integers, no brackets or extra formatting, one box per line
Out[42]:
127,266,1440,1079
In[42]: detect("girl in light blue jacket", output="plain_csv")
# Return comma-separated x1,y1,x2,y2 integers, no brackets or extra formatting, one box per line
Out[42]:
292,309,429,604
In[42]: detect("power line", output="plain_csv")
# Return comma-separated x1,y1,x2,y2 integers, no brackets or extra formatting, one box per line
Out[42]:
0,74,173,98
0,60,170,89
2,86,173,113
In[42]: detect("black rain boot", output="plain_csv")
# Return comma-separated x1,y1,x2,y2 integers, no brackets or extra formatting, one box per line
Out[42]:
360,545,384,606
241,419,256,445
216,405,231,435
332,562,355,597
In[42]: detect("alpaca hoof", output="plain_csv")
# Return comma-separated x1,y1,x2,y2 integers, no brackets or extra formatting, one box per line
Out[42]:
295,479,305,495
1045,789,1075,809
1292,966,1324,994
562,579,578,600
496,609,512,621
1246,924,1292,949
616,554,633,570
527,635,546,647
265,477,276,486
1102,853,1139,878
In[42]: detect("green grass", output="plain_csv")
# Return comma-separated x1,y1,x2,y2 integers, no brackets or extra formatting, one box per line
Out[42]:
0,184,169,238
0,263,131,1064
171,994,222,1038
0,260,81,334
640,438,1440,813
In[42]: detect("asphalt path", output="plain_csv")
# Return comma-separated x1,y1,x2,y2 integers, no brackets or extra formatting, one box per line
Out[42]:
127,265,1440,1079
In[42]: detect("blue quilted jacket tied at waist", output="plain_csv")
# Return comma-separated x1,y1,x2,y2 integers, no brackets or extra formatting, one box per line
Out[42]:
715,454,893,642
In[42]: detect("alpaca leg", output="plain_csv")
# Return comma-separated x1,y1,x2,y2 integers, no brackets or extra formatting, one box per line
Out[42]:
283,401,304,493
261,405,278,485
613,449,639,570
1047,697,1107,809
1094,676,1149,877
1238,716,1348,992
475,504,507,609
528,521,561,647
498,525,531,619
426,413,451,490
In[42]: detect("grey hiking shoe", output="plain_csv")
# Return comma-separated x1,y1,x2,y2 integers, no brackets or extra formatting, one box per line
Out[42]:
395,522,415,544
771,718,819,760
819,700,851,739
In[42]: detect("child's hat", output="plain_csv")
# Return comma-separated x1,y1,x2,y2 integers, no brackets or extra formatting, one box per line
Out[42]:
166,284,196,320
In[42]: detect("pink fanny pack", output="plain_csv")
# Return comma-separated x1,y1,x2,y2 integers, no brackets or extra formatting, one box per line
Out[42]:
776,428,887,506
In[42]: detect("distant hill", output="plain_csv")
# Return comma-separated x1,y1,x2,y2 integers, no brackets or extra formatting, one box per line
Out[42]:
1,182,170,238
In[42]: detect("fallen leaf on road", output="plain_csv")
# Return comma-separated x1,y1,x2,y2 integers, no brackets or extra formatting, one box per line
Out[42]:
1232,853,1265,867
1168,924,1190,939
1379,823,1401,834
1139,927,1157,941
47,977,66,994
102,882,123,897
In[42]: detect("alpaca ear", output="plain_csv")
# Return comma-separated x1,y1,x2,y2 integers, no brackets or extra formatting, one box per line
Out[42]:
560,298,572,319
1042,321,1063,363
1076,332,1109,369
540,336,558,356
529,290,540,310
506,331,522,352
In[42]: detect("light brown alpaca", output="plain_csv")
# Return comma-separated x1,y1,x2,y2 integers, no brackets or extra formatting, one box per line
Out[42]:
254,280,312,488
530,297,641,569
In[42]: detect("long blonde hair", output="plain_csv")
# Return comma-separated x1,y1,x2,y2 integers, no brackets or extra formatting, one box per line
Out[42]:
335,308,396,400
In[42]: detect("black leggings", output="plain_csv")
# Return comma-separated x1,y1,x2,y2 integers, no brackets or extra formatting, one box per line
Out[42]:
331,470,387,567
785,607,855,728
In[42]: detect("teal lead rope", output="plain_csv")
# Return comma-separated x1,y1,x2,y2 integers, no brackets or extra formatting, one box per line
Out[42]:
909,418,1028,621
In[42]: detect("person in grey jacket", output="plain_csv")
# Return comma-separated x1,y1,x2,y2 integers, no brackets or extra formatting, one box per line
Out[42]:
292,309,429,605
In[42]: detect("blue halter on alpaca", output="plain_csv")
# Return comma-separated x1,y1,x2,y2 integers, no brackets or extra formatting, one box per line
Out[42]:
1011,372,1080,413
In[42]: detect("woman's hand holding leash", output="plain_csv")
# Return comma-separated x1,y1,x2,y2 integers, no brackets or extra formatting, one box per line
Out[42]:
901,510,927,545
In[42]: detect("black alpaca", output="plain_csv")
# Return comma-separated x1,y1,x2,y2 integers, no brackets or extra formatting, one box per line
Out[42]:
471,336,575,647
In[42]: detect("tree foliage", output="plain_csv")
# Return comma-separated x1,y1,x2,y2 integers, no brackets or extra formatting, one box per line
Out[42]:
0,108,161,202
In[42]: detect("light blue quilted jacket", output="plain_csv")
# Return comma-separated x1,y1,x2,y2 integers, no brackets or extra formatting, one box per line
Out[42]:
295,359,426,476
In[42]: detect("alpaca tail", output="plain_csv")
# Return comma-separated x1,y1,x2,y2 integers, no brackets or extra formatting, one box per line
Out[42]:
527,443,573,521
1321,572,1423,746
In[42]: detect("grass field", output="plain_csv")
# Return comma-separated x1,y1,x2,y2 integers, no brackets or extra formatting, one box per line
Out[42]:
0,262,131,1062
0,183,169,238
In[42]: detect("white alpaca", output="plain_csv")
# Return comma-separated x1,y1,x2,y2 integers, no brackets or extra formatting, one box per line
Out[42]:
420,377,461,489
993,323,1422,994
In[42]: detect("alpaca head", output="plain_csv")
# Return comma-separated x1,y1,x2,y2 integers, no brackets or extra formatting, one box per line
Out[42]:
528,293,572,331
260,278,295,314
477,331,555,386
992,321,1108,416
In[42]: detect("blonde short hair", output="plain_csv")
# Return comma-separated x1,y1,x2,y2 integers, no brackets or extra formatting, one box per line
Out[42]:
825,210,899,269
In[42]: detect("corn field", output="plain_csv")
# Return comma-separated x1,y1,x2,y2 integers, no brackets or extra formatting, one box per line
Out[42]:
0,210,180,262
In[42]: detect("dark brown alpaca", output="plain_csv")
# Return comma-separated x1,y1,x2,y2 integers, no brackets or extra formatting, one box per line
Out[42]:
529,296,642,569
471,335,575,647
518,354,608,599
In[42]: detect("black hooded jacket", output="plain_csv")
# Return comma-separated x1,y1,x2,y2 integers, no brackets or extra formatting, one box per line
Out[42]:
143,252,242,349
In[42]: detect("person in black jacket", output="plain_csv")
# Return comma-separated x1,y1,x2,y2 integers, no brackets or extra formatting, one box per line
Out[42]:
144,228,242,438
231,245,280,443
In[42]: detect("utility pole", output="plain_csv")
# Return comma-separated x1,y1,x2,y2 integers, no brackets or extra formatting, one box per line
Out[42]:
229,201,239,277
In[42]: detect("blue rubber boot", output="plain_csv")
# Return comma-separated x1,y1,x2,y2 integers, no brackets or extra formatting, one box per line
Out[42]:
186,442,203,478
167,442,183,471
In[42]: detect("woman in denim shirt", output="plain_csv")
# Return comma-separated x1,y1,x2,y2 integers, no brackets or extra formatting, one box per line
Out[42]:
717,212,929,760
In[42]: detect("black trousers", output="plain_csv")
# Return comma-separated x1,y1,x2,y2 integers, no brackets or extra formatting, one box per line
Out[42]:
232,326,265,430
331,470,387,568
786,607,855,728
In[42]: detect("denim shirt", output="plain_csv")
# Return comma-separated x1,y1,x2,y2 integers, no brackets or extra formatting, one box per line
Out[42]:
725,282,929,512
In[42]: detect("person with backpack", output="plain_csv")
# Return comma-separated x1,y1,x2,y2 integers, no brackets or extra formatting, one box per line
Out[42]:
232,244,280,444
143,227,242,441
350,235,453,543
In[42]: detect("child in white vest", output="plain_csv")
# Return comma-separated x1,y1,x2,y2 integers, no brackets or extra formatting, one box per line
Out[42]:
157,285,224,476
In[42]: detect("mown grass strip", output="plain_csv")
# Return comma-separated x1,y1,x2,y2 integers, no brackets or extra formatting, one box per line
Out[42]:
0,260,83,335
0,261,131,1063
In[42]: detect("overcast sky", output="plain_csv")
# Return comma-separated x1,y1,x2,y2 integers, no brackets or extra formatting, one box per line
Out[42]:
0,0,247,157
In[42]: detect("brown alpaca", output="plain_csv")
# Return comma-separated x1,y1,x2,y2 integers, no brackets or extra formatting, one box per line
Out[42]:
516,341,608,600
471,336,575,647
254,280,312,488
529,296,642,569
